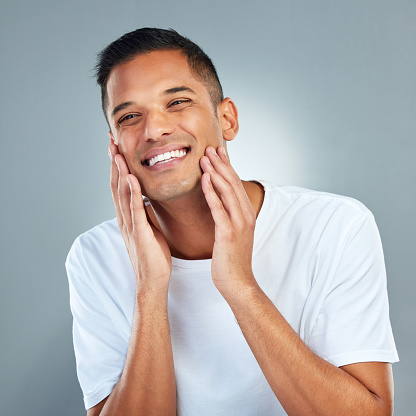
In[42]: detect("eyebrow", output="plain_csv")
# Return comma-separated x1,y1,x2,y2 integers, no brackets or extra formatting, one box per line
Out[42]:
111,101,134,119
110,87,196,119
164,86,196,96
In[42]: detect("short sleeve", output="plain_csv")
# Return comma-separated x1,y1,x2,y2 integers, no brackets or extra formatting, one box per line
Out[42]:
307,212,399,367
66,237,128,410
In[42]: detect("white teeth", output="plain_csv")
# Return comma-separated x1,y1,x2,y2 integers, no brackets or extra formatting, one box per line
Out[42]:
147,148,187,167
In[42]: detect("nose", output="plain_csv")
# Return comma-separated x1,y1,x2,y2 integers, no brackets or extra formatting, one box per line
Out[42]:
143,110,174,141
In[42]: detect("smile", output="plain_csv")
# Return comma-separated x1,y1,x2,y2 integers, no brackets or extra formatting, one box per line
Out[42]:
145,148,189,167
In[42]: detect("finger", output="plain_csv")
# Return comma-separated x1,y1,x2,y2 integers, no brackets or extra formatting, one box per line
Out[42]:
205,146,245,193
201,151,244,221
205,146,254,216
126,174,152,236
200,154,241,217
201,172,230,229
108,141,120,159
217,145,229,163
206,167,245,225
109,144,124,228
115,154,133,232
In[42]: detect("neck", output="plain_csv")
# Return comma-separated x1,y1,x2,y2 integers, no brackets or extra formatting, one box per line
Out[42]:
146,184,215,260
145,180,264,260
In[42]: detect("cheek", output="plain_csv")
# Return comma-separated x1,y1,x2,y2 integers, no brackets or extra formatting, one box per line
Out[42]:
180,117,220,144
113,138,136,172
115,128,138,152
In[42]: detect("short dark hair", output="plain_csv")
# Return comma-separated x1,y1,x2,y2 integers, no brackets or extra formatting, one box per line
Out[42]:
95,28,224,121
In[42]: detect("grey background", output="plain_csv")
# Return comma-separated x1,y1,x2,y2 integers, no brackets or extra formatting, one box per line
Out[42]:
1,1,414,415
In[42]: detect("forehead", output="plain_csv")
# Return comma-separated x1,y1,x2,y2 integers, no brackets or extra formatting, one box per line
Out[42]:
106,50,207,109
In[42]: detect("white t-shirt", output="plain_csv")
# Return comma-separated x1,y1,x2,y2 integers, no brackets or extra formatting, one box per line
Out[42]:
66,181,398,414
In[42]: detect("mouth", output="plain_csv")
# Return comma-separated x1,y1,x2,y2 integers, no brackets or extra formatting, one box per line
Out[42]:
143,147,190,167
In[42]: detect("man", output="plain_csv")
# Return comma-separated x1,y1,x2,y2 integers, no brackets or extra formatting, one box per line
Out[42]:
66,28,398,415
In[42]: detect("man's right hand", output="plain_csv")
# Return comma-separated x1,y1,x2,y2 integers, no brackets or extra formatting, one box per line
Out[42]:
87,143,176,416
109,142,172,295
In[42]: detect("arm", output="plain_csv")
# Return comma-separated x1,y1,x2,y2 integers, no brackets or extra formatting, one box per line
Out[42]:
88,144,176,416
199,146,394,416
222,282,393,416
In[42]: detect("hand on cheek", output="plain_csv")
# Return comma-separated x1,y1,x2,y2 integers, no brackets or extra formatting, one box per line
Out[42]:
108,143,172,295
200,146,257,298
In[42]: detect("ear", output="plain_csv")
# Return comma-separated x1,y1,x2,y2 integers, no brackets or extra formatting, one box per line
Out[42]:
108,130,116,145
218,98,239,142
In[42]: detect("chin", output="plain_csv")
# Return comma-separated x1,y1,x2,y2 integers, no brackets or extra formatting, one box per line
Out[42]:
142,175,202,203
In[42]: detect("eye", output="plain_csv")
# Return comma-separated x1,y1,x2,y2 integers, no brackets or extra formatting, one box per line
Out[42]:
120,114,136,122
118,113,141,126
169,99,191,108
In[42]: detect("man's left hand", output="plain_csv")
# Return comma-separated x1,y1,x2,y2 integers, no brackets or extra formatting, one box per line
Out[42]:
200,146,257,298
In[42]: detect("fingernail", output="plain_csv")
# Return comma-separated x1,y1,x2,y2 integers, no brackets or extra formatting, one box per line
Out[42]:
114,156,119,168
220,146,228,159
108,148,112,160
211,147,217,155
126,176,132,189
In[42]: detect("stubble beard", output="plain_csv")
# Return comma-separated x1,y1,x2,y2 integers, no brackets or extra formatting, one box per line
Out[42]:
137,162,204,204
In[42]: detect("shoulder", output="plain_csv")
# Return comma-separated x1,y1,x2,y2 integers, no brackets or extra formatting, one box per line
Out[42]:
68,218,119,253
262,181,370,212
260,180,373,224
252,180,378,252
66,218,121,274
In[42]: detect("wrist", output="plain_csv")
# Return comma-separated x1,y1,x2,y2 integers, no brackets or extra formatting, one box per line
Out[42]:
216,273,259,304
136,285,169,310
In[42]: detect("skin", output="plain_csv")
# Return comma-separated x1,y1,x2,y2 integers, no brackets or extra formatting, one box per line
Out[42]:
87,50,394,415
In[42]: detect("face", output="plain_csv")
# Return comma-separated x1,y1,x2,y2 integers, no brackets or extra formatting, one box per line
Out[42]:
106,50,237,202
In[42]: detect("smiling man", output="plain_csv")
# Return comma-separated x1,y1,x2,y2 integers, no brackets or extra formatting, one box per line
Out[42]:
66,28,398,416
